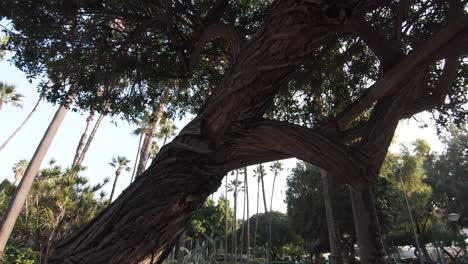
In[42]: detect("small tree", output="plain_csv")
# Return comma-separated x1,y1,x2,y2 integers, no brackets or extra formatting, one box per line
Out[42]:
108,156,131,203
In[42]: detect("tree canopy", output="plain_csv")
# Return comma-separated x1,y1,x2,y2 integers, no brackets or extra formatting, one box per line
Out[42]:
0,0,467,262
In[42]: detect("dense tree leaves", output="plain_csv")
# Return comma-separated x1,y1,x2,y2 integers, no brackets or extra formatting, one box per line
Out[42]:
0,160,109,263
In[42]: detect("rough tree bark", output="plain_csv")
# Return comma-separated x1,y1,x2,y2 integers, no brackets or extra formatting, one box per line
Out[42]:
47,1,467,263
350,187,385,264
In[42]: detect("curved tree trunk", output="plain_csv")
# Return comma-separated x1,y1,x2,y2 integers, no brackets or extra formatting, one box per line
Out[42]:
75,113,105,166
0,103,68,256
350,186,386,264
0,98,41,153
72,112,94,166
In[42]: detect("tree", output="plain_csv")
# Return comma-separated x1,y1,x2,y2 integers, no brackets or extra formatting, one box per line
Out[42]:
72,113,106,167
0,101,70,256
0,160,109,263
227,173,243,263
243,167,250,263
0,98,41,153
1,1,467,262
156,117,178,146
108,156,131,203
12,160,29,185
269,161,283,262
0,82,23,111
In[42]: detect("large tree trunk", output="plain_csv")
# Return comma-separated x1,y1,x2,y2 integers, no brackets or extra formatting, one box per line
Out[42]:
44,1,460,262
75,113,105,166
350,187,386,264
320,169,343,264
0,103,68,256
72,112,94,166
0,98,41,152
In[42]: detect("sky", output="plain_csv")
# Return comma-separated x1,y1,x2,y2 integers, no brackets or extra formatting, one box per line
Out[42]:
0,52,447,220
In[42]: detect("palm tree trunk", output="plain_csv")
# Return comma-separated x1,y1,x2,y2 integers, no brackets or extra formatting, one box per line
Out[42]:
320,169,343,264
72,112,94,166
224,175,228,264
233,171,239,264
0,98,41,152
244,167,250,263
136,105,164,176
0,103,68,256
75,113,105,166
109,173,120,204
240,186,246,261
253,178,260,261
260,170,270,264
269,171,277,261
130,133,144,183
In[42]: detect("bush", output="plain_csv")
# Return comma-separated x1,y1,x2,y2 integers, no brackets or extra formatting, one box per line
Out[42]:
1,246,37,264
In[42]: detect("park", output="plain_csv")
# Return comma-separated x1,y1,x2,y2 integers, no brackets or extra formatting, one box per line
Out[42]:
0,0,467,263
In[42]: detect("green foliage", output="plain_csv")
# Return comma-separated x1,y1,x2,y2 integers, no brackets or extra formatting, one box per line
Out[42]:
0,159,109,263
239,212,300,260
0,82,23,110
425,125,468,226
2,246,37,264
188,197,233,240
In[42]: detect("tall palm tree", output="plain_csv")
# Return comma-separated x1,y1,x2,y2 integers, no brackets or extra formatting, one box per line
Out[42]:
0,82,23,111
156,117,177,146
268,161,283,261
108,156,131,203
136,104,165,177
252,165,264,261
0,99,69,256
73,113,105,167
224,175,228,264
227,173,244,264
0,98,41,153
254,164,269,263
12,160,29,185
244,167,250,263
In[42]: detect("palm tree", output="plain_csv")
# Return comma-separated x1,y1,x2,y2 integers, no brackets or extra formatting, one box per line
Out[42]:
108,156,131,203
0,99,69,256
224,175,228,264
12,160,29,185
0,98,41,153
0,82,23,111
253,164,269,263
268,161,283,261
73,113,105,167
252,165,264,261
136,105,165,177
243,167,250,263
227,173,244,264
156,117,177,146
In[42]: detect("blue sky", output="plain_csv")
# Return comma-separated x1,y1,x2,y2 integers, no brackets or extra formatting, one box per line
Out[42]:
0,51,445,219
